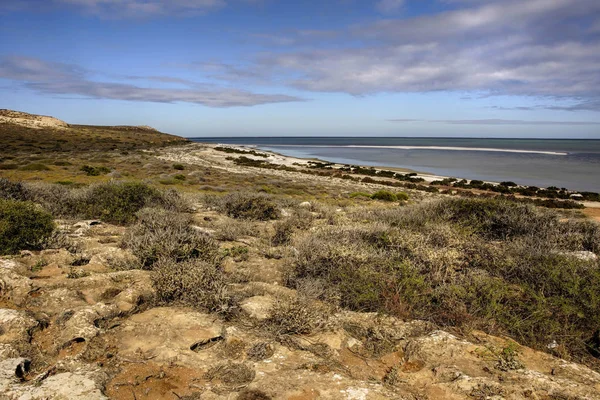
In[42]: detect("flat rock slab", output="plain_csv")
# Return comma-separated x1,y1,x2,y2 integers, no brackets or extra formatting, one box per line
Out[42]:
116,307,224,365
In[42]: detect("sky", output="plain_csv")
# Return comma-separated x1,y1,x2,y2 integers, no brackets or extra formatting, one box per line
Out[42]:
1,0,600,138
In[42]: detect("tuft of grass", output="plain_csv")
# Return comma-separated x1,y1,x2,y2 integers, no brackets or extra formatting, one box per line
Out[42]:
0,199,55,255
31,259,48,273
246,342,275,361
222,246,249,262
204,362,255,386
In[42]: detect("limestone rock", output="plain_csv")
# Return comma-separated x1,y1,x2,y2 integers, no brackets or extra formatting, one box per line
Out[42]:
240,295,275,321
0,309,37,352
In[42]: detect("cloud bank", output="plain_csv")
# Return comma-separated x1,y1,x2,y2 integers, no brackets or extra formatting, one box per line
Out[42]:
0,56,301,107
211,0,600,110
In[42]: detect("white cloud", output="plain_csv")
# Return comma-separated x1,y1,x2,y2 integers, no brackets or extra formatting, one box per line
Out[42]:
220,0,600,109
0,56,302,107
375,0,404,14
1,0,226,17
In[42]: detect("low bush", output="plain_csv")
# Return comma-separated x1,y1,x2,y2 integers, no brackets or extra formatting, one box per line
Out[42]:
25,181,188,225
264,297,331,335
0,178,28,201
271,219,295,246
152,258,233,314
122,208,219,267
396,192,409,201
0,199,55,255
172,163,185,170
221,192,279,221
370,190,398,202
80,165,111,176
213,218,259,241
78,182,179,224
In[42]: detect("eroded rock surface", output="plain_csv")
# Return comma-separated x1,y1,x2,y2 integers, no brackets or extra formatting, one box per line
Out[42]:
0,218,599,399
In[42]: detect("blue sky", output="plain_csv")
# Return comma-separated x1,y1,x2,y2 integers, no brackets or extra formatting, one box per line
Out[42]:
1,0,600,138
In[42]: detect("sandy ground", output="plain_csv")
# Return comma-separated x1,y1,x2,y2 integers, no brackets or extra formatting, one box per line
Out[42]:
217,144,450,183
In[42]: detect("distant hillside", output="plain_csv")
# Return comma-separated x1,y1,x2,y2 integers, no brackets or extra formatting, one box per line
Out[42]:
0,109,188,153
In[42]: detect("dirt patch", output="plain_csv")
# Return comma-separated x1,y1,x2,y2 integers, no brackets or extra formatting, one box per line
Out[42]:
105,362,206,400
583,206,600,222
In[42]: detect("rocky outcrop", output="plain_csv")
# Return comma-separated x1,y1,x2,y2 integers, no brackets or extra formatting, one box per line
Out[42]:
0,109,69,130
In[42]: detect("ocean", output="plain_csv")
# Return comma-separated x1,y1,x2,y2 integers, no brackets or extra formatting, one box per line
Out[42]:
189,137,600,192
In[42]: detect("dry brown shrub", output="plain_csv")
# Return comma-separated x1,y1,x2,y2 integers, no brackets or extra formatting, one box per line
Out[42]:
122,208,219,268
264,297,332,336
152,258,233,314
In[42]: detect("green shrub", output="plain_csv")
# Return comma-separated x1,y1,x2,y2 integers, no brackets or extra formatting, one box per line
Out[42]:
122,208,219,267
80,165,111,176
396,192,409,201
221,192,279,220
222,245,249,261
173,174,186,181
172,163,185,170
0,199,54,255
78,182,180,224
24,181,188,225
21,163,51,171
349,192,372,199
370,190,397,202
152,258,233,314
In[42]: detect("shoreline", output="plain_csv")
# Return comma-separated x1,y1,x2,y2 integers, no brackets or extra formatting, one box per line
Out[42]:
258,144,569,156
198,142,600,211
217,143,500,185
